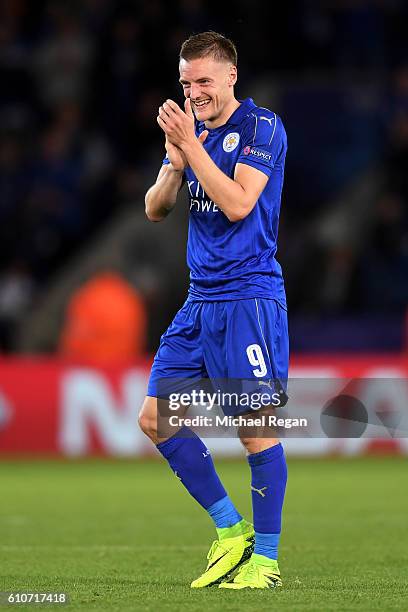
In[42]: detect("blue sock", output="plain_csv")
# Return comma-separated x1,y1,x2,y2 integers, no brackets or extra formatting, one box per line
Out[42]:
248,443,287,561
207,496,242,528
157,427,240,526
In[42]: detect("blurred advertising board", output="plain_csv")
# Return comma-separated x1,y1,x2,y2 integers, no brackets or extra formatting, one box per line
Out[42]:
0,356,407,456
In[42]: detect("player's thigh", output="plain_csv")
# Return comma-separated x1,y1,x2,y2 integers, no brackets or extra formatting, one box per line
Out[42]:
229,300,288,447
147,299,206,398
143,300,206,442
203,299,288,442
226,298,289,383
199,299,288,382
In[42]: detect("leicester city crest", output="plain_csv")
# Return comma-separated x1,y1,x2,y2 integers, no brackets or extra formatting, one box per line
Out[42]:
223,132,240,152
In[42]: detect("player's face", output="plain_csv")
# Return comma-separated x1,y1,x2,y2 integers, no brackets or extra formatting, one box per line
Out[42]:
179,57,237,126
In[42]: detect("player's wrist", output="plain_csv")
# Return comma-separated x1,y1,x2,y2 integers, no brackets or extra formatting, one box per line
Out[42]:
168,163,185,175
180,137,200,158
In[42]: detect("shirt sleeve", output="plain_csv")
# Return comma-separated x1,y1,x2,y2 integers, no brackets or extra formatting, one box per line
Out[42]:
237,113,286,178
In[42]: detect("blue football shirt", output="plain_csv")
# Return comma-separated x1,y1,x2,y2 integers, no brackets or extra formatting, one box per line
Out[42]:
163,97,287,306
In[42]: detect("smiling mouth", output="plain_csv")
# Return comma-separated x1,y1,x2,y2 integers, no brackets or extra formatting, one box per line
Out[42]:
193,99,211,109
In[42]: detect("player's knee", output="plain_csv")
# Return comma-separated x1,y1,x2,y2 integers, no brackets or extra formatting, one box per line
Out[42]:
138,410,157,441
237,424,262,453
239,435,280,454
239,435,256,453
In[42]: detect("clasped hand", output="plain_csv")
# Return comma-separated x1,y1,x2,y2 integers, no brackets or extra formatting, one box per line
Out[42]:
157,98,195,148
157,98,208,151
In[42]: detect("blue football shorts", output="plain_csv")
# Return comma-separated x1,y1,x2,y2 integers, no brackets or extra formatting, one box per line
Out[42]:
147,298,289,414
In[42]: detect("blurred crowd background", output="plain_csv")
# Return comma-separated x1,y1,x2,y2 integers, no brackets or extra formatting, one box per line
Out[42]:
0,0,407,359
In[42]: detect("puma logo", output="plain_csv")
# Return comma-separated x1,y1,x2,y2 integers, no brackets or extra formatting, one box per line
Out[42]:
251,485,268,497
259,116,274,126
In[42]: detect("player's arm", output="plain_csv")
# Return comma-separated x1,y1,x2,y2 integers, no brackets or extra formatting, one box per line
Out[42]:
183,145,268,223
145,163,184,223
146,128,209,222
158,99,267,222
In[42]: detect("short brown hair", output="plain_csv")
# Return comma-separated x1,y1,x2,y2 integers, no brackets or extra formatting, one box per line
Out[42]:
180,31,237,66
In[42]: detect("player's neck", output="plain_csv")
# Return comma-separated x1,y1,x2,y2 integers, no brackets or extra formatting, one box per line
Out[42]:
205,98,241,130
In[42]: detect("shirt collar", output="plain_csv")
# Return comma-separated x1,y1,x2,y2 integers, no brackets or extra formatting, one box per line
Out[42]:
227,97,257,125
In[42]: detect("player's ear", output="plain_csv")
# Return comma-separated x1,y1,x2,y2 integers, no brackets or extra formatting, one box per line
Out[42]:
227,65,237,87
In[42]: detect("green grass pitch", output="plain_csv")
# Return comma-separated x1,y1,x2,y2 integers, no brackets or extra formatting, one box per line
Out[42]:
0,456,407,611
